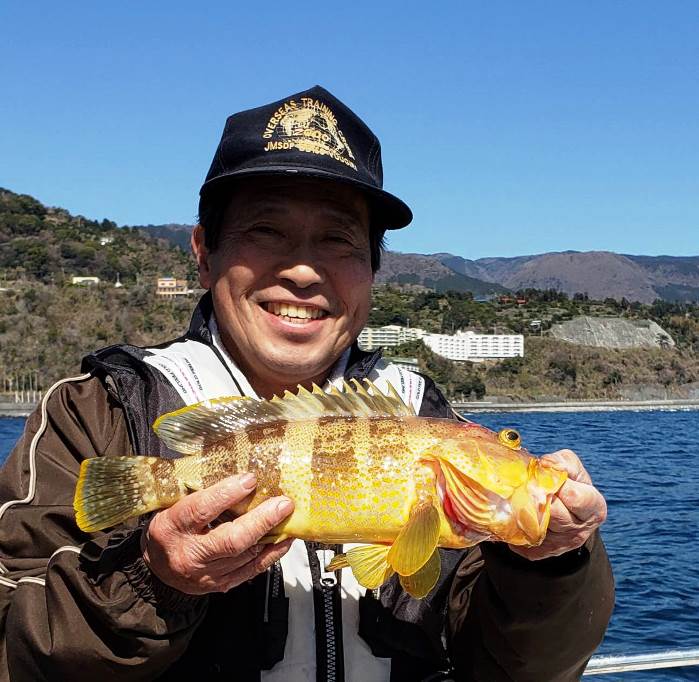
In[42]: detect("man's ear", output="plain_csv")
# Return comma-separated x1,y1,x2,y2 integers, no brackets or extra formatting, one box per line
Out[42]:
191,225,212,289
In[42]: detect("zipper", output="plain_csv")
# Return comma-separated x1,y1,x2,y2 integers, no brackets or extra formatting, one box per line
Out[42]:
307,542,345,682
263,561,282,623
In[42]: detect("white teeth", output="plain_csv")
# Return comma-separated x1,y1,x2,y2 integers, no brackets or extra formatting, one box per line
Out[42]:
266,302,325,320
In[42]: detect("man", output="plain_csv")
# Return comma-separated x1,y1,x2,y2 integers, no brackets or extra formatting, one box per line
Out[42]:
0,86,613,681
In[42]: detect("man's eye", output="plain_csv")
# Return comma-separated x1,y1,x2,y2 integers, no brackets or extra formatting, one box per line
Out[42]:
250,225,279,237
326,235,354,245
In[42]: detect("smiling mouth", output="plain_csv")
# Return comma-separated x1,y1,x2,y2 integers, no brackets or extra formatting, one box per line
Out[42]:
262,302,329,324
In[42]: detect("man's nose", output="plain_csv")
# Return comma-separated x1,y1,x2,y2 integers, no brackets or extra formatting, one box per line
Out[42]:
277,245,326,289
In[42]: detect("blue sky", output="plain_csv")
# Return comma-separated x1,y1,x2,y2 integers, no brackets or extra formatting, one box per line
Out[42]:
1,1,697,259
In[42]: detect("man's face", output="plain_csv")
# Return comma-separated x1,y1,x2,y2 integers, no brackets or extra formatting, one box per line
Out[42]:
193,177,373,395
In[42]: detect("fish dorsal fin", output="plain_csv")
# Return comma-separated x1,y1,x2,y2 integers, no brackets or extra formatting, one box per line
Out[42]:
154,379,414,455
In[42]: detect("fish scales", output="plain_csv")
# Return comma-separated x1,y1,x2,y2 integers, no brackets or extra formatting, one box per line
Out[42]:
268,416,441,544
177,416,439,544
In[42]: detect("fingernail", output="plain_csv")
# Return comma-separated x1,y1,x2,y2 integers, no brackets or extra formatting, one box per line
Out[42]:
277,498,293,514
240,473,257,490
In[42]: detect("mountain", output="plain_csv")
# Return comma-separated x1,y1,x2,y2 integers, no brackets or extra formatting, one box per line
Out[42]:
432,251,699,303
375,251,509,295
132,224,194,252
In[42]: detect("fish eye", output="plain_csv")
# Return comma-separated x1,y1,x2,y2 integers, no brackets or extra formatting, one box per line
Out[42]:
498,428,522,449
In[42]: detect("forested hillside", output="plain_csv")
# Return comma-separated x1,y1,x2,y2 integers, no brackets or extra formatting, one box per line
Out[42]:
0,189,195,284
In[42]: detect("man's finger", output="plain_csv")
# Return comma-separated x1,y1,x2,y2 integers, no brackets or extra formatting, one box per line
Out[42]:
541,449,592,484
167,474,258,533
547,496,578,532
219,539,294,591
205,496,295,559
556,478,607,526
202,544,267,577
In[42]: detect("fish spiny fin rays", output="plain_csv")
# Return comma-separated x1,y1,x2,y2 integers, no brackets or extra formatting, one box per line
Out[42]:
387,501,440,576
152,395,253,455
399,548,441,599
328,545,394,590
153,379,414,455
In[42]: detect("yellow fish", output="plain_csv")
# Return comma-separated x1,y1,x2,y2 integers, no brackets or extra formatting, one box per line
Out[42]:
74,380,567,598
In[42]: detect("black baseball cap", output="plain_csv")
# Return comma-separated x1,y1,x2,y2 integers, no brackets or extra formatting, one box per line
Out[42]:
199,85,412,230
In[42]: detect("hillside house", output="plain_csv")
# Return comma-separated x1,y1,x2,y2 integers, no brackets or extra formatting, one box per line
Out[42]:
156,277,190,298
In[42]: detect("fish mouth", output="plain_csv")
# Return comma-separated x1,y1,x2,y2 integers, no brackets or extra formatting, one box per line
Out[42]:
260,301,330,325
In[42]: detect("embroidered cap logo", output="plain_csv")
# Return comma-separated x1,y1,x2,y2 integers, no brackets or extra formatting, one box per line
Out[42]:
262,97,357,171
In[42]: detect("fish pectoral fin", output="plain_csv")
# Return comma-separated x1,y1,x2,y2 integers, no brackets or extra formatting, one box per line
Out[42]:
387,501,440,576
342,544,394,590
399,548,441,599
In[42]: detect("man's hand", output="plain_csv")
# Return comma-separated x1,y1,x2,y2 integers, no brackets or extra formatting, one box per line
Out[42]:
509,449,607,561
142,473,294,594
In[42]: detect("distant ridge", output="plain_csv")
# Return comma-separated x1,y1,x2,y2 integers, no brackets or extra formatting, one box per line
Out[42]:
430,251,699,303
136,220,699,303
39,204,698,304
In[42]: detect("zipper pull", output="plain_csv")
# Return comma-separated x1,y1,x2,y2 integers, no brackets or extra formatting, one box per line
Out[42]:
317,548,337,587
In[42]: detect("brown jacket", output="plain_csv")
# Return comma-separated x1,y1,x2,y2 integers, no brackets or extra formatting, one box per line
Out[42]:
0,370,614,681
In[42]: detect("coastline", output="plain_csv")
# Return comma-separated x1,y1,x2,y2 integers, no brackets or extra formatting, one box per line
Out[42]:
4,398,699,418
0,402,37,418
453,398,699,413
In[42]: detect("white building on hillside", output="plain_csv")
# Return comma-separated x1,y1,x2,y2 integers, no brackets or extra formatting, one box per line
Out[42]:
390,357,420,372
71,276,100,286
423,330,524,361
357,325,424,350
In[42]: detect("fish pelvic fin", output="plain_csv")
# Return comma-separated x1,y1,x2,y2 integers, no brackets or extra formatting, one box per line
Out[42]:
399,548,441,599
387,500,441,576
153,379,414,455
325,553,350,571
74,455,192,532
333,545,394,590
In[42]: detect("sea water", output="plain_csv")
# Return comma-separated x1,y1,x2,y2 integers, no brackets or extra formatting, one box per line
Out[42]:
2,410,698,680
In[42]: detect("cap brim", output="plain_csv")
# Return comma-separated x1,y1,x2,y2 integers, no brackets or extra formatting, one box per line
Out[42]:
199,166,412,230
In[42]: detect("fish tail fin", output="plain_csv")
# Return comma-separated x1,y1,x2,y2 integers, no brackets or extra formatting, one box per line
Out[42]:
74,456,184,532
